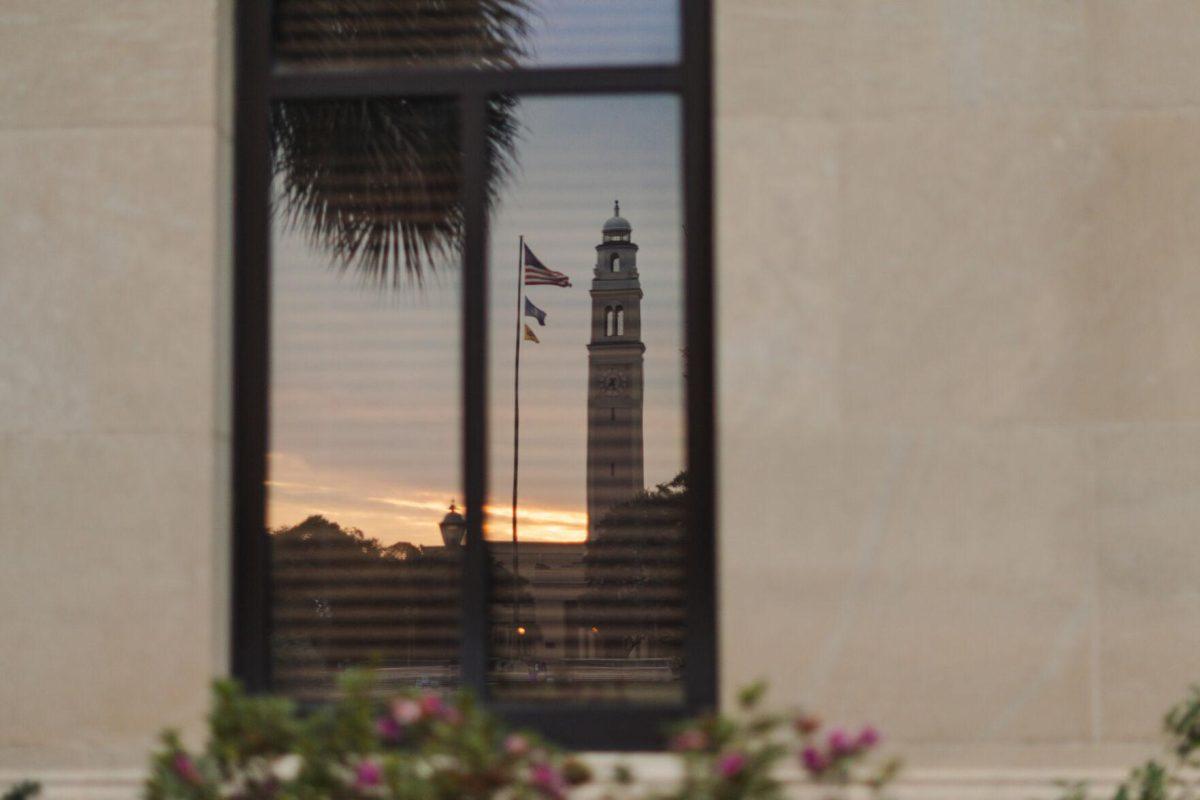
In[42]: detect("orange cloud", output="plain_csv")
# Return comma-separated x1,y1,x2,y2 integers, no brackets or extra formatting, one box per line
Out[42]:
268,451,588,546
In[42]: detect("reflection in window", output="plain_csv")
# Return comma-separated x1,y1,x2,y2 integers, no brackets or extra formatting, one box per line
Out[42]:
487,96,685,703
274,0,680,69
267,98,468,701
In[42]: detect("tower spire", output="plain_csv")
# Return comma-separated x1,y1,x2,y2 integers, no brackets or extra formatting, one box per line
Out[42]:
614,199,620,216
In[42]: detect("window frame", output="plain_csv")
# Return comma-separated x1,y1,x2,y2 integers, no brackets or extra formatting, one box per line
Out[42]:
231,0,715,750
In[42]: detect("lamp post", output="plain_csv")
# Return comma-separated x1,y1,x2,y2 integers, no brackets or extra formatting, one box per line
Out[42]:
438,501,466,548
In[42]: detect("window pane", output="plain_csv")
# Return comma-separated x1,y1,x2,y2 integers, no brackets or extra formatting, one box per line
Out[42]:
267,97,464,701
273,0,679,69
487,96,686,703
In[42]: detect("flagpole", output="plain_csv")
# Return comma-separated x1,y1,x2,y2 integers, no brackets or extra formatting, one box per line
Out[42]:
512,235,523,638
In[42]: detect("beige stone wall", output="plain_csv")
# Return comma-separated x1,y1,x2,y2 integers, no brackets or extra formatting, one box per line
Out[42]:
2,0,1199,783
718,0,1200,769
0,0,232,769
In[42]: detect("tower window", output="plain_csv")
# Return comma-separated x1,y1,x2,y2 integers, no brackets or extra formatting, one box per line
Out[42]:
616,306,625,336
604,306,614,336
610,252,621,272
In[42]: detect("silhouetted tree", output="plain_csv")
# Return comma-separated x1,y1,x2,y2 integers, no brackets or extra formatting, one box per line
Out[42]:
270,515,533,698
578,473,688,661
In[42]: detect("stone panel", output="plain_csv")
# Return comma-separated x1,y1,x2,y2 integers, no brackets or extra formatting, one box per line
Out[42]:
0,432,216,767
717,117,840,435
722,427,1096,743
1094,424,1200,740
0,0,217,128
0,129,218,437
1087,0,1200,108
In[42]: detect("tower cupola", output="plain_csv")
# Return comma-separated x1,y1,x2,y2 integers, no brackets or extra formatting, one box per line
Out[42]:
595,200,639,280
602,200,632,242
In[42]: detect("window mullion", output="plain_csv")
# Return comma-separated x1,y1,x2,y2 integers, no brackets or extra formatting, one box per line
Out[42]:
681,0,718,711
459,90,491,697
268,65,682,99
232,0,274,693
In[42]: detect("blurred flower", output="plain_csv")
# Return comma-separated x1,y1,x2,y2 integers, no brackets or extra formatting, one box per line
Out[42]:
828,728,854,757
794,714,821,735
354,760,382,790
419,694,447,719
530,763,567,800
856,726,881,750
504,733,532,757
270,754,302,781
801,746,829,776
172,753,204,786
716,752,747,779
669,728,709,752
392,698,421,725
376,715,402,742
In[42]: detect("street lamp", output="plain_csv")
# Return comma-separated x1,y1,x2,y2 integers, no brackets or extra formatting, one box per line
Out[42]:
438,501,466,547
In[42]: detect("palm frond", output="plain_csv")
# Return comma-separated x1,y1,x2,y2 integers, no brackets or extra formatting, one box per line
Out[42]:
269,0,532,285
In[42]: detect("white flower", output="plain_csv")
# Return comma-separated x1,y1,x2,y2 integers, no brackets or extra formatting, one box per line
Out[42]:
271,754,303,782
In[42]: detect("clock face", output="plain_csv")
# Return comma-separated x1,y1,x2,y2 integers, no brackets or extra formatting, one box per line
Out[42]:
598,369,630,396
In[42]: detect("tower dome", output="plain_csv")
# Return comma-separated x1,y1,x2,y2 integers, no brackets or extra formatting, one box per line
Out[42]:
602,200,631,240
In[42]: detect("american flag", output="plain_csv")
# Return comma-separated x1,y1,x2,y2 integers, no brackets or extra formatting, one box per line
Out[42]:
523,243,572,287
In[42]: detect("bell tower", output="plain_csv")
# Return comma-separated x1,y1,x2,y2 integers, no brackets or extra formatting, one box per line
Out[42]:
586,201,645,539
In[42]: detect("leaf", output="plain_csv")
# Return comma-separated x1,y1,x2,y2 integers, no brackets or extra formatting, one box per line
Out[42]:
738,682,768,711
1,782,40,800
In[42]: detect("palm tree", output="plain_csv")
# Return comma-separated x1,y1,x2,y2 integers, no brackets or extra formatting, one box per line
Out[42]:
270,0,535,285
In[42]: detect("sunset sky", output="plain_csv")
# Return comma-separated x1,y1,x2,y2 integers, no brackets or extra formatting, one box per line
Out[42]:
267,95,684,547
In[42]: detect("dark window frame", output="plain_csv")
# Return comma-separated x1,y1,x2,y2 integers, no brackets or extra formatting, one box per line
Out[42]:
231,0,715,750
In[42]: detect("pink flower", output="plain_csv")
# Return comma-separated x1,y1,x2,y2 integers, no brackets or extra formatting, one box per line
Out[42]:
669,728,708,752
530,763,567,800
354,760,382,790
391,698,421,725
419,693,447,719
856,726,881,750
716,752,747,779
827,728,854,757
376,715,402,742
801,746,829,776
172,753,204,786
505,733,532,757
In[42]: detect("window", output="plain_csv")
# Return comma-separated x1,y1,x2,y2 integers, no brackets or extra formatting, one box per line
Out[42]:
233,0,713,750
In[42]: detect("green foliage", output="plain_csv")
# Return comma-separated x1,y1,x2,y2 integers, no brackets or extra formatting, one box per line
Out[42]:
1058,686,1200,800
1165,687,1200,764
652,683,899,800
2,782,40,800
144,675,898,800
145,671,587,800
